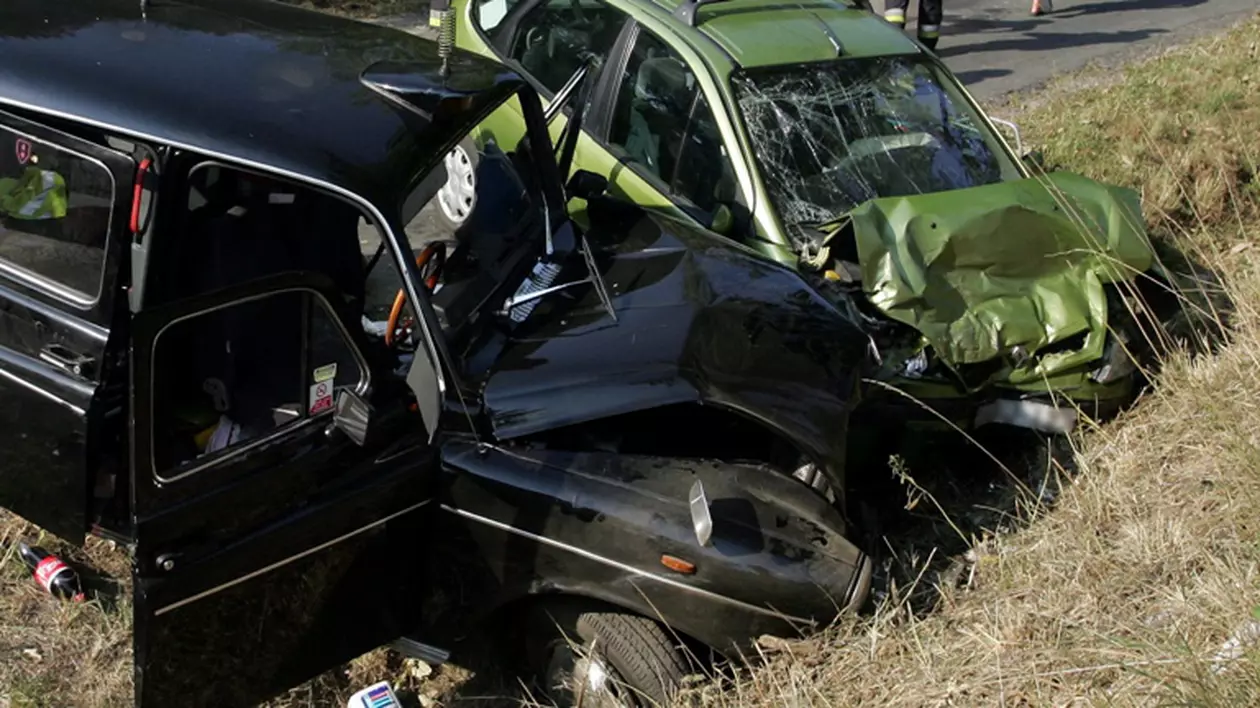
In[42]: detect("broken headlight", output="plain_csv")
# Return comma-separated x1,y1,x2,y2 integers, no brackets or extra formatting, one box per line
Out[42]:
901,348,929,378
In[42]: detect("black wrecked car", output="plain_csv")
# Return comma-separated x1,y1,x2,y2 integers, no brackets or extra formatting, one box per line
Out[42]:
0,1,878,706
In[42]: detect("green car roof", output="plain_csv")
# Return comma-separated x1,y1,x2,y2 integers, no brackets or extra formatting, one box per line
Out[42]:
644,0,920,68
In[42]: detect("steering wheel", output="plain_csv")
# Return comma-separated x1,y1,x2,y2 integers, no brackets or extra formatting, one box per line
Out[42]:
524,25,546,51
384,242,448,348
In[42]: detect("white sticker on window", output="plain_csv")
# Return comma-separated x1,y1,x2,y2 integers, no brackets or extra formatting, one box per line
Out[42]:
313,363,338,383
309,380,334,416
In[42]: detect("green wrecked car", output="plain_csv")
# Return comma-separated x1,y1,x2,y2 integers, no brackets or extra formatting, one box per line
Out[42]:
428,0,1168,434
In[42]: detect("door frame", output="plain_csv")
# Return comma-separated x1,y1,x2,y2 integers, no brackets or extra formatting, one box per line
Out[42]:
0,108,136,539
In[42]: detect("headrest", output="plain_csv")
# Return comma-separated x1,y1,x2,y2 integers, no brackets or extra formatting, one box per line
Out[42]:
634,56,693,105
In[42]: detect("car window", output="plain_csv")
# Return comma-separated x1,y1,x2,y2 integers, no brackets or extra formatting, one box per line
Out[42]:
150,289,366,478
0,126,113,300
607,29,737,215
475,0,523,34
502,0,628,95
732,55,1022,239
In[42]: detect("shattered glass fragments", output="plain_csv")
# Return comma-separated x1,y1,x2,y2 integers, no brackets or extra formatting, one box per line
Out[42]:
732,56,1020,253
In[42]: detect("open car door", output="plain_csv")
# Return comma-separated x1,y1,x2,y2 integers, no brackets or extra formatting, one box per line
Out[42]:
0,109,135,541
128,272,440,707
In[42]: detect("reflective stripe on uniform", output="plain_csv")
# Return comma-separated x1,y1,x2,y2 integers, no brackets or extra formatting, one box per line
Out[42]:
883,9,906,22
0,167,67,220
16,170,59,218
918,24,941,38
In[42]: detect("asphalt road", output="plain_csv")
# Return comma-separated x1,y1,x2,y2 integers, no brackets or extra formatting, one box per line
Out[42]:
886,0,1257,100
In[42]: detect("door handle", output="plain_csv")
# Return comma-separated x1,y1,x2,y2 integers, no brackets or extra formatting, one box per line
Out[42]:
40,344,96,378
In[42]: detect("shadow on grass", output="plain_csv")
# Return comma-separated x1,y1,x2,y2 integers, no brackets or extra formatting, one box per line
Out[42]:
77,566,128,612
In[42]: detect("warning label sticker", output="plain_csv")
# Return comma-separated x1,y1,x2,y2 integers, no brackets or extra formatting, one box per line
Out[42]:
313,363,338,383
309,380,334,415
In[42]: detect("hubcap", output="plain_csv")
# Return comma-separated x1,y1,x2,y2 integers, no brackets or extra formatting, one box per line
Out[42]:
436,145,476,225
544,642,635,708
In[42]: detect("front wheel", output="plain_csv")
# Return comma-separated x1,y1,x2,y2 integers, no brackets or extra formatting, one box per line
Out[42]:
527,604,691,708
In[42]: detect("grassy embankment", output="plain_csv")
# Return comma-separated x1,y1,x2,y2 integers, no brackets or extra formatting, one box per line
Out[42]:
1,12,1259,708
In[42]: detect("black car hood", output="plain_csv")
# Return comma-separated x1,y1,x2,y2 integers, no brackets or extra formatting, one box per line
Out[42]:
481,201,875,472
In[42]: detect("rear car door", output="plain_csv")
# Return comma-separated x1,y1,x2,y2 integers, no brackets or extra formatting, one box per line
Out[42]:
0,109,135,540
128,269,439,707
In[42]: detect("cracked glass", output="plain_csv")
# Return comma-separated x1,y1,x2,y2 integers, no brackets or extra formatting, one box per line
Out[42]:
732,55,1022,251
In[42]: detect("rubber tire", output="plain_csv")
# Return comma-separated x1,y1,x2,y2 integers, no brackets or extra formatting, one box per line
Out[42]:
433,136,480,232
528,604,690,707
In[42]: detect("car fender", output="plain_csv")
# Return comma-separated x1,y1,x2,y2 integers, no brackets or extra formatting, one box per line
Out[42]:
436,440,872,653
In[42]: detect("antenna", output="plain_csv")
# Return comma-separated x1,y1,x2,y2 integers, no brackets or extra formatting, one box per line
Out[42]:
431,0,456,78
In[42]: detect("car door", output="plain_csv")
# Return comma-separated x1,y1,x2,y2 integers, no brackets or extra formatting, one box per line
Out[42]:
128,270,440,708
0,108,135,541
465,0,632,181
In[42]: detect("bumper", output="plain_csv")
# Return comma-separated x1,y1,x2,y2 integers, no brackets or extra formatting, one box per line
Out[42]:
864,375,1135,434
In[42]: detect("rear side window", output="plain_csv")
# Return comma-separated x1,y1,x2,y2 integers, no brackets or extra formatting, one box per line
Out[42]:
0,127,113,299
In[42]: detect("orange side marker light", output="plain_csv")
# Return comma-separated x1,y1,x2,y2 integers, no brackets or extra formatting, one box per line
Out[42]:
660,554,696,575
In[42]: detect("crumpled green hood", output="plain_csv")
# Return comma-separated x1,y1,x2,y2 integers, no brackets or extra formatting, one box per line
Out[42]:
842,171,1155,383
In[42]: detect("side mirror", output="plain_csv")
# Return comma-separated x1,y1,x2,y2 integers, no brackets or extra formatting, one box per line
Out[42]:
333,390,374,447
989,117,1025,156
688,480,713,547
709,204,733,235
566,169,607,201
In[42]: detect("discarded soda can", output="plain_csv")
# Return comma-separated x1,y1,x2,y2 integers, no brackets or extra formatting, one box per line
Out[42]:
16,542,85,603
346,681,401,708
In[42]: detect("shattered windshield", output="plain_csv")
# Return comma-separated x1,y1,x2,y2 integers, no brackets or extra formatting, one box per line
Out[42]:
732,55,1022,246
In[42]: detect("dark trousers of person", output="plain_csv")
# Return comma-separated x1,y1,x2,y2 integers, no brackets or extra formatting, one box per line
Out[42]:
882,0,942,50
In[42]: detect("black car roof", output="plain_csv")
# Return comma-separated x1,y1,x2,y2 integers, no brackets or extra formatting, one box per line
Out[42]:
0,0,525,215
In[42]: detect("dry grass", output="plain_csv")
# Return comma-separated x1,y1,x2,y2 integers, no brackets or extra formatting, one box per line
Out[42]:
0,524,132,708
4,12,1260,708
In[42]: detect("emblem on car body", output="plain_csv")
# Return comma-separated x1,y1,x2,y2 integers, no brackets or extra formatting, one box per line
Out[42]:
15,139,31,165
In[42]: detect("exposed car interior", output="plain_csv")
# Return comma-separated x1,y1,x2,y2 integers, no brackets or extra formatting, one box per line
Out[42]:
147,165,383,471
145,140,548,472
500,0,627,94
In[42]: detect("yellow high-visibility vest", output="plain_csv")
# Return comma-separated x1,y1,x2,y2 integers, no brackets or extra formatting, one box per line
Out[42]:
0,167,68,220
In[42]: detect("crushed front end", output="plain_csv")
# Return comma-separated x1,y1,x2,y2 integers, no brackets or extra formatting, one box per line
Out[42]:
802,172,1162,434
